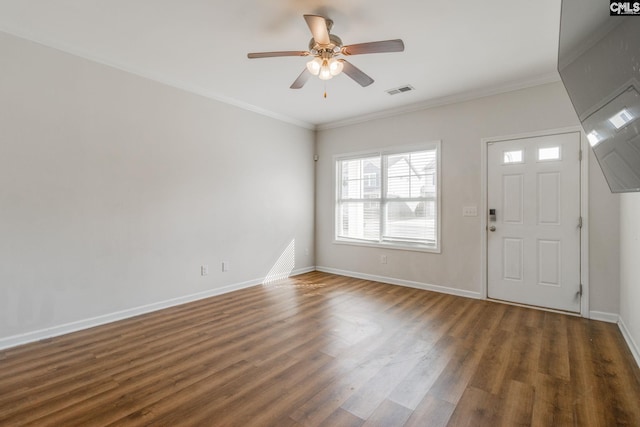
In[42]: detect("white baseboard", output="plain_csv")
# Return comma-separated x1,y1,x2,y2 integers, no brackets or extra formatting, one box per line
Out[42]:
315,266,482,300
589,311,620,323
0,266,315,351
618,316,640,370
291,266,316,275
6,265,637,373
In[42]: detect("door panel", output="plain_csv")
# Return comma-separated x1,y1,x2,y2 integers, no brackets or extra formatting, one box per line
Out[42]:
487,132,581,312
503,174,524,223
537,239,560,286
538,172,560,224
503,238,523,280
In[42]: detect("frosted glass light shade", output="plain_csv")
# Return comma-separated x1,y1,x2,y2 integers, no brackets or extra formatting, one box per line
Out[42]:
306,58,322,75
308,57,343,80
329,59,343,76
319,66,333,80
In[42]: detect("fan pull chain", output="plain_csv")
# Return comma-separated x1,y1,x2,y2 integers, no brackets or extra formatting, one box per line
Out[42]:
323,82,327,99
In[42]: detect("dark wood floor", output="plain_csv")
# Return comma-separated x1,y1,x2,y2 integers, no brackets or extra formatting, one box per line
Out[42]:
1,271,639,426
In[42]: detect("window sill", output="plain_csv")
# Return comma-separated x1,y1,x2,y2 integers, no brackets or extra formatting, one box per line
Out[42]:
333,238,441,254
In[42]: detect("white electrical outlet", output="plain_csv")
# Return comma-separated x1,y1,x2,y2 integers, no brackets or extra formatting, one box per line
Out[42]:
201,265,209,276
380,255,387,264
222,261,229,272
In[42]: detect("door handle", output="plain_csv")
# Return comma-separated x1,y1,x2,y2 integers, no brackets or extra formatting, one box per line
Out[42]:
489,226,496,232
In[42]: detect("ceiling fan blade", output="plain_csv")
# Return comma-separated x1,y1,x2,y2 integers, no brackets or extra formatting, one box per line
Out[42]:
340,60,374,87
341,39,405,56
247,51,310,59
304,14,331,45
290,68,312,89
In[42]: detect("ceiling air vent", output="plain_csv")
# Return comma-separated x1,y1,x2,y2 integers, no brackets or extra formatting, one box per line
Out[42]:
386,85,415,95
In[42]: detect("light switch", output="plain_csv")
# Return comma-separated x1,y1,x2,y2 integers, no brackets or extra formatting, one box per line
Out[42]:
463,206,478,217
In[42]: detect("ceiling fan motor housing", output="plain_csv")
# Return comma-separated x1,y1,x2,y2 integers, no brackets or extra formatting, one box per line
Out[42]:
309,34,343,55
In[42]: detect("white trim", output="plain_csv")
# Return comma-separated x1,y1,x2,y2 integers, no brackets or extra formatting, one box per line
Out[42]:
290,266,316,276
0,29,314,130
480,136,489,299
0,28,560,132
480,126,589,316
579,130,590,318
332,239,440,253
618,316,640,369
315,266,482,300
333,142,442,253
0,266,315,351
589,311,619,323
317,72,561,131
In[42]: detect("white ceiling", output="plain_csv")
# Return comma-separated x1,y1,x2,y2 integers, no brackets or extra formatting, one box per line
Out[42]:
0,0,562,129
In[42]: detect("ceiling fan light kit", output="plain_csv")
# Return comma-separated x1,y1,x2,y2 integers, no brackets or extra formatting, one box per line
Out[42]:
247,14,404,90
306,56,344,80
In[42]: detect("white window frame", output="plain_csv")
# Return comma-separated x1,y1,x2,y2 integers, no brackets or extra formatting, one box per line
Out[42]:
333,142,441,253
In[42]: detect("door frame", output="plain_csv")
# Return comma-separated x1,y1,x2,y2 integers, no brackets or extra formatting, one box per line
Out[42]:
480,126,590,317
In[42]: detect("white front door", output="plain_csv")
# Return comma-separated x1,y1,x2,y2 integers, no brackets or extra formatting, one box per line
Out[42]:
487,132,582,312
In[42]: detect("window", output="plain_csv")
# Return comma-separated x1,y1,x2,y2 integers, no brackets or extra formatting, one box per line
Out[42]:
364,172,379,188
335,142,440,252
537,146,561,161
608,108,634,129
503,150,523,164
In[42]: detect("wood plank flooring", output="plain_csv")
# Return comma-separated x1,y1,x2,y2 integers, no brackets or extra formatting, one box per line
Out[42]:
1,271,639,426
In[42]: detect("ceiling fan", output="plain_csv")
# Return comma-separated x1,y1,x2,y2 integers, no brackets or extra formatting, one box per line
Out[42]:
247,14,405,89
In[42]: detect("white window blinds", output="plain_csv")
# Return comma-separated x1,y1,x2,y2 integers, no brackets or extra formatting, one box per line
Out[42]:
336,143,440,251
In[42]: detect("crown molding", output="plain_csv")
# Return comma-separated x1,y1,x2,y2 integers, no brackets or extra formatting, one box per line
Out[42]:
0,28,315,130
316,71,561,131
1,26,560,133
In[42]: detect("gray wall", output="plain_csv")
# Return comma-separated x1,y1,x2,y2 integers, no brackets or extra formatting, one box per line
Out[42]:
0,29,629,350
620,193,640,363
316,82,620,315
0,32,315,342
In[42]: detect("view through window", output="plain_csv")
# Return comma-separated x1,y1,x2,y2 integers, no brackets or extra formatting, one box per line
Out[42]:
335,143,440,251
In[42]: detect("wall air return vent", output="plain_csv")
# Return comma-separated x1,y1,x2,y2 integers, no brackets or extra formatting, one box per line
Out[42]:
386,85,415,95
